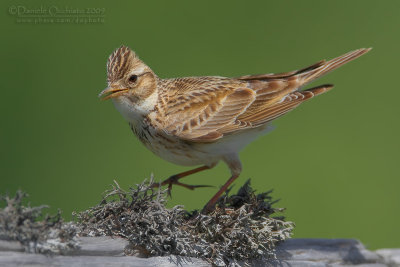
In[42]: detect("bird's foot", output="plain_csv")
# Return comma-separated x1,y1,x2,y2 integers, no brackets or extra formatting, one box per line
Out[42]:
152,175,213,196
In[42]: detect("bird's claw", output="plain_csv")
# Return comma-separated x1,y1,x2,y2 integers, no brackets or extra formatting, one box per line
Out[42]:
166,181,213,197
152,176,214,197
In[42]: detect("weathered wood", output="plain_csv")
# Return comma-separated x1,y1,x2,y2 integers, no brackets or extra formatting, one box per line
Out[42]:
0,237,398,266
376,249,400,266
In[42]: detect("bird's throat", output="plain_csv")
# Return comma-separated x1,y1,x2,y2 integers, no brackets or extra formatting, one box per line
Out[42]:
112,90,158,124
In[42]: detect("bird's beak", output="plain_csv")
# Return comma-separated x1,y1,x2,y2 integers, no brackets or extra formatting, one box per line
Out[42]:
98,86,129,101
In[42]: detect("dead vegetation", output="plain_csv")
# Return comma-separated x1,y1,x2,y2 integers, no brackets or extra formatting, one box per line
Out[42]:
0,191,78,254
0,178,294,266
75,178,294,266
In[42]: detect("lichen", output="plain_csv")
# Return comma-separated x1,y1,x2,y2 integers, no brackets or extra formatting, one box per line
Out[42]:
0,191,78,254
0,178,293,265
75,178,294,266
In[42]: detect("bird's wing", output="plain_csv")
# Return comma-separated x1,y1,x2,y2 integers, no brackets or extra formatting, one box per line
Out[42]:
219,84,333,134
159,77,256,142
159,75,313,142
158,49,370,142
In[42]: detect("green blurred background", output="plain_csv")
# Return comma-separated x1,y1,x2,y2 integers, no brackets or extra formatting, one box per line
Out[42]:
1,0,399,249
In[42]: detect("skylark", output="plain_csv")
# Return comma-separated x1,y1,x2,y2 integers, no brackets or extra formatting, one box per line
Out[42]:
99,46,370,213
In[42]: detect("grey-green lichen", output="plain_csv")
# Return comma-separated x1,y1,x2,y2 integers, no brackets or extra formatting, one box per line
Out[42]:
0,191,78,254
75,178,294,266
0,178,293,266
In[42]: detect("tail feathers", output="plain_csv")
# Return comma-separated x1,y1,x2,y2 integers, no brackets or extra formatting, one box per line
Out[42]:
302,84,334,97
295,48,371,85
237,48,371,85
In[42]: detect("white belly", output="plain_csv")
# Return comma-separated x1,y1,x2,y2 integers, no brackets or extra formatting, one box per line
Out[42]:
130,122,221,167
192,124,275,155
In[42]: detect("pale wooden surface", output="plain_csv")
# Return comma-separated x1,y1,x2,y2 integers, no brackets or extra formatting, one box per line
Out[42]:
0,237,398,266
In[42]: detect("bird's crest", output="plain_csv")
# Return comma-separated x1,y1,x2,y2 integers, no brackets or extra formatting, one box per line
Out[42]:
107,45,137,83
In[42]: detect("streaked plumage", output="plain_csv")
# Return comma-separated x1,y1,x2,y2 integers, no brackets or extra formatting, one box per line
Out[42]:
99,46,370,212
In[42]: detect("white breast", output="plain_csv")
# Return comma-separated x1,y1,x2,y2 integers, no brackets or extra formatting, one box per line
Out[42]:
112,92,158,124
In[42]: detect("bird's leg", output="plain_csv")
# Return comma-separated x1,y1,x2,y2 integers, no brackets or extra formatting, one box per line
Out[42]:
152,165,214,195
202,174,239,214
202,154,242,214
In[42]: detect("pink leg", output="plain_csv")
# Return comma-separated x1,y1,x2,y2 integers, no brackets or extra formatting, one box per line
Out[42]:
202,154,242,213
202,174,239,213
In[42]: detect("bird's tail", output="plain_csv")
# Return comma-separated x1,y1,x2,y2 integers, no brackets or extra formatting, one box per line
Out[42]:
237,48,371,86
295,48,371,85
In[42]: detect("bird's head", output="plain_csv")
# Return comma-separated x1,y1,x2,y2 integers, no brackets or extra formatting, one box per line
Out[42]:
99,46,159,120
99,45,158,103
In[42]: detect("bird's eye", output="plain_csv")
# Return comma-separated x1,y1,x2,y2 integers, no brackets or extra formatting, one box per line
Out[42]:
128,75,138,83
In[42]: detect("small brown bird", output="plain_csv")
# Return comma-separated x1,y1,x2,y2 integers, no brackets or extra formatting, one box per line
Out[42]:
99,46,370,213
